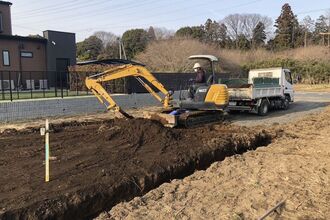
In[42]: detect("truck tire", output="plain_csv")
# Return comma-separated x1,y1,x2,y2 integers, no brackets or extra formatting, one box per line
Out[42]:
282,96,290,110
258,99,269,116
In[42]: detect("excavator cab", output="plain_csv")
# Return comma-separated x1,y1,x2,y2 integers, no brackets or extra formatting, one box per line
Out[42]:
172,55,228,111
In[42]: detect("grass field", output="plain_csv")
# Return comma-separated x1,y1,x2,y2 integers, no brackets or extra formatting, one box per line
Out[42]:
294,84,330,92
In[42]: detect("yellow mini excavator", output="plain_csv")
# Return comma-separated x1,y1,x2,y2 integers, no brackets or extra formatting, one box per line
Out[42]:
84,55,229,127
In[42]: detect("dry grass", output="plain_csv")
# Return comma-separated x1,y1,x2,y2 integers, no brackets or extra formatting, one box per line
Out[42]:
294,84,330,92
136,38,219,72
136,38,330,74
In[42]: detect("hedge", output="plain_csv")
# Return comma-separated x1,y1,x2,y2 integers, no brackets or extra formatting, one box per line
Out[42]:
242,58,330,84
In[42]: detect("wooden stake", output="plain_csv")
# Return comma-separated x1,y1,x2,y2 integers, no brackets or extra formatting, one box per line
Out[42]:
45,119,50,182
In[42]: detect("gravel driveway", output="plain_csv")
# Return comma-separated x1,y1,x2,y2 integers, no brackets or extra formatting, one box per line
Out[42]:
229,91,330,126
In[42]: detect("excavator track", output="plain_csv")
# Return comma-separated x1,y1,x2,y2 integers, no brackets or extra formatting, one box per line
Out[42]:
178,111,224,128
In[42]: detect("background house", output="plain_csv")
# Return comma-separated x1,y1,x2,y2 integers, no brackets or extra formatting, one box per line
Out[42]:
0,1,76,90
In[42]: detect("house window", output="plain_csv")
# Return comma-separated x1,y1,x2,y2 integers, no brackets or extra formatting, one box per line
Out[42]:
21,51,33,58
2,50,10,66
0,13,3,32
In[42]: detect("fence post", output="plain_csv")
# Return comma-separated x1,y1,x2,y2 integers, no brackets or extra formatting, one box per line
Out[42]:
8,71,13,101
66,71,69,97
29,71,33,99
60,71,63,98
42,71,46,98
54,71,58,97
16,71,20,99
76,72,78,96
1,71,5,100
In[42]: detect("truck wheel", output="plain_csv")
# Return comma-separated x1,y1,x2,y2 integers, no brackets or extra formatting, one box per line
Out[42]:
258,99,269,116
282,96,290,110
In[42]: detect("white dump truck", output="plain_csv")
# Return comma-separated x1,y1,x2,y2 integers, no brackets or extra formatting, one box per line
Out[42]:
225,67,294,116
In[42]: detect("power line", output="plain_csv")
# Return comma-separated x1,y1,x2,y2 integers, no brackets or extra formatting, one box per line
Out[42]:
13,0,82,15
70,0,224,33
12,24,42,32
16,0,157,24
14,0,110,20
40,0,193,27
296,8,330,15
81,0,265,32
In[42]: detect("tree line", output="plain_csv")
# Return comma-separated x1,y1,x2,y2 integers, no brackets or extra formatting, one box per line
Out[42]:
77,3,330,61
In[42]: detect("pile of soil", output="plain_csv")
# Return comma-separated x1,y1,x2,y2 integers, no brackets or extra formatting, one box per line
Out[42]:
0,118,271,219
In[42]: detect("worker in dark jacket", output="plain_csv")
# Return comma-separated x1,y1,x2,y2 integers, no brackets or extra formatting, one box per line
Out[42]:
187,63,206,99
193,63,206,84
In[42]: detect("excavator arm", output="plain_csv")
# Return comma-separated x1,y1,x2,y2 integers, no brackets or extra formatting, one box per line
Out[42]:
85,64,172,118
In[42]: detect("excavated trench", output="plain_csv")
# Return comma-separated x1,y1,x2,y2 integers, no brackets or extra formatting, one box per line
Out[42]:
0,118,272,220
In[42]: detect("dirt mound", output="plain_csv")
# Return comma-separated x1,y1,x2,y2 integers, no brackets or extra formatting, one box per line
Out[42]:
0,118,271,219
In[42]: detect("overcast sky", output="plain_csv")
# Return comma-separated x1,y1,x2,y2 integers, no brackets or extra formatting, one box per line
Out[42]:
9,0,329,42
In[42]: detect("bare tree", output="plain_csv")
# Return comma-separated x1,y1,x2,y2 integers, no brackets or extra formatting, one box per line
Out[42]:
153,27,175,40
241,14,272,39
222,14,242,41
301,16,314,47
222,13,272,46
93,31,118,47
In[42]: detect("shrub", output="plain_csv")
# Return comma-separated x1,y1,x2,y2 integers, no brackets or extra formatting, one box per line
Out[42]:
242,59,330,84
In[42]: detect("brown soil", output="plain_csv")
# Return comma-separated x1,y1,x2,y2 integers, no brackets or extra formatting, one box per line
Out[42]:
0,117,271,219
99,108,330,220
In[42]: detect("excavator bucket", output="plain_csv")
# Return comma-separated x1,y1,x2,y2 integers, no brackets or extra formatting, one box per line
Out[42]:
143,111,178,128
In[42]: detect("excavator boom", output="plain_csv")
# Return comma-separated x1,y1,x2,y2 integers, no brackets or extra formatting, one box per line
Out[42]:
85,64,171,118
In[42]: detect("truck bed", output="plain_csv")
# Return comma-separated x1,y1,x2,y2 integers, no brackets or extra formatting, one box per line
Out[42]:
228,85,283,100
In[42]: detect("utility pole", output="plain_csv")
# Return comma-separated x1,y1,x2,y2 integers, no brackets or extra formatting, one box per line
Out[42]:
117,37,122,59
121,42,127,60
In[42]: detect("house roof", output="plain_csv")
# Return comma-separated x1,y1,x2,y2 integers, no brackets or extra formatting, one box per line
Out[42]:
0,1,12,5
0,34,47,43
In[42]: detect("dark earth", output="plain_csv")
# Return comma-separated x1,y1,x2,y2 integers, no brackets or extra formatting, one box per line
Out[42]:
0,118,271,219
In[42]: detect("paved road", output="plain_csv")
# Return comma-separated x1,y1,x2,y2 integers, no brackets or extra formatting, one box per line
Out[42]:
229,91,330,126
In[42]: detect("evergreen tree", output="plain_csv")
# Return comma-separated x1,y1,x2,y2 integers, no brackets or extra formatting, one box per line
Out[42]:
204,18,222,43
274,3,298,49
147,26,157,41
236,34,250,50
122,29,149,59
252,22,266,48
175,26,205,41
76,36,103,61
218,23,228,48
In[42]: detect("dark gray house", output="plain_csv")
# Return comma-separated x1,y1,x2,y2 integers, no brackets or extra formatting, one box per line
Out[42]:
43,30,76,87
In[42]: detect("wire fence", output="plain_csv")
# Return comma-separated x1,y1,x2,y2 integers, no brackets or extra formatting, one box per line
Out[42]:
0,71,92,101
0,71,230,101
